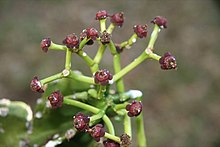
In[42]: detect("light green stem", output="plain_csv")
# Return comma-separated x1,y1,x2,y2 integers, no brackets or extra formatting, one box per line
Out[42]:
107,23,115,34
120,33,138,48
65,49,72,70
124,113,132,139
79,37,89,49
40,72,63,85
104,133,121,143
103,115,115,135
93,44,106,64
97,85,106,99
78,50,95,67
90,111,104,122
113,52,148,82
136,112,147,146
68,71,94,85
148,52,161,61
147,24,160,50
49,42,67,51
114,102,129,111
100,19,107,32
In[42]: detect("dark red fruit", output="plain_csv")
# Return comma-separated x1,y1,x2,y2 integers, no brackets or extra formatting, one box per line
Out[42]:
73,112,90,131
80,30,94,45
103,139,120,147
120,133,131,146
159,52,177,70
41,38,51,52
94,69,113,86
133,24,148,38
151,16,167,29
110,12,124,27
89,124,105,142
63,33,79,49
48,90,63,108
96,10,108,20
30,76,44,93
126,100,142,117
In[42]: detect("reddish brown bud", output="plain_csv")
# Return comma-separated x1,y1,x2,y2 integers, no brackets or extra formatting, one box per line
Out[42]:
120,134,131,146
41,38,51,53
115,44,124,54
63,33,79,49
96,10,108,20
151,16,167,29
80,30,94,45
110,12,124,27
103,139,120,147
159,52,177,70
89,124,105,142
100,30,111,45
126,100,142,117
73,112,90,131
133,24,148,38
94,69,113,86
86,28,99,40
48,90,63,108
30,76,44,93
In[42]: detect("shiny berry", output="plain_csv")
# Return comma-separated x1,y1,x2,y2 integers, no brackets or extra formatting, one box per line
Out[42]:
110,12,124,27
133,24,148,38
120,133,131,146
126,100,142,117
103,139,120,147
73,112,90,131
94,69,113,86
80,30,94,45
86,28,99,40
96,10,108,20
159,52,177,70
30,76,44,93
41,38,51,53
63,33,79,49
151,16,167,29
48,90,63,108
89,124,105,142
100,30,111,45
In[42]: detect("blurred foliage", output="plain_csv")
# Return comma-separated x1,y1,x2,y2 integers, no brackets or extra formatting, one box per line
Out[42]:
0,0,220,146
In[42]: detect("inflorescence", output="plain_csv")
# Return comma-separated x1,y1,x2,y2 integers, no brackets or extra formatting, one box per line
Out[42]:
31,10,177,147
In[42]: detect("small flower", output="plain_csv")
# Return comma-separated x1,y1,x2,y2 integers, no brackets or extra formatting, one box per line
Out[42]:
151,16,167,29
159,52,177,70
120,133,131,147
96,10,108,20
103,139,120,147
88,124,105,142
73,112,90,131
94,69,113,86
126,100,142,117
86,28,99,40
41,38,51,53
30,76,44,93
100,30,111,45
133,24,148,38
48,90,63,108
80,30,94,45
63,33,79,49
110,12,124,27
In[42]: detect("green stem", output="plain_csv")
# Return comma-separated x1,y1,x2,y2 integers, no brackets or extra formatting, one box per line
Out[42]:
113,52,149,82
79,37,89,49
93,44,106,64
107,23,115,34
136,112,147,146
120,33,138,49
147,24,160,50
104,133,121,143
90,111,104,122
40,72,63,85
49,42,67,51
65,49,72,70
103,115,115,135
68,70,95,85
100,19,107,32
114,102,129,111
77,50,95,67
124,113,132,139
97,85,106,99
148,52,161,61
63,98,99,113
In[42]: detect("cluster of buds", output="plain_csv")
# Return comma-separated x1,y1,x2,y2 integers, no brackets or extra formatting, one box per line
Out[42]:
30,9,178,147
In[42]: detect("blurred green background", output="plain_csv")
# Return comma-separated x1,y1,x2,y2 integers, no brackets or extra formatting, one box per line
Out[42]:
0,0,220,146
